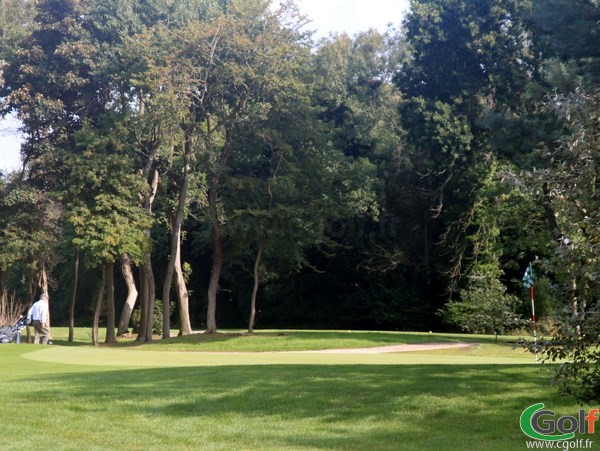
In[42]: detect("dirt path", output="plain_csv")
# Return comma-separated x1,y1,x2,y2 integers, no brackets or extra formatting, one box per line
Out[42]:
291,342,476,354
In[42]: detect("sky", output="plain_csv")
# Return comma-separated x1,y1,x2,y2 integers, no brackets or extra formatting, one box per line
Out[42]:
0,0,410,173
0,114,23,172
298,0,409,37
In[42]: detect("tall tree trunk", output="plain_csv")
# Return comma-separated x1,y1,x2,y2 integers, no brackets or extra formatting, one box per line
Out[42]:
138,265,148,341
203,126,232,334
39,266,52,339
117,254,138,335
141,261,156,342
39,266,49,296
247,154,281,335
140,168,159,342
105,262,116,344
162,142,191,338
174,250,192,335
206,221,222,334
248,237,264,334
580,277,588,320
68,250,79,342
161,234,174,339
28,270,36,305
572,275,581,336
136,96,160,342
92,266,106,347
572,275,578,319
0,271,5,319
542,183,564,243
26,271,36,343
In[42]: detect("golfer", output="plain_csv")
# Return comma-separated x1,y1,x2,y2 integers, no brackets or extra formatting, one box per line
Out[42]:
27,293,51,344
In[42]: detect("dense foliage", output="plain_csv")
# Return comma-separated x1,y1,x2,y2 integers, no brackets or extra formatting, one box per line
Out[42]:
0,0,598,386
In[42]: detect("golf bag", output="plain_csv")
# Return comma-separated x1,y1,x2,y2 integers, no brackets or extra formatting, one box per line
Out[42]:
0,315,28,344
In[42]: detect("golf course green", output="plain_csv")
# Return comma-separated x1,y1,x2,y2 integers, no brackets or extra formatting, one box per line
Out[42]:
0,330,592,450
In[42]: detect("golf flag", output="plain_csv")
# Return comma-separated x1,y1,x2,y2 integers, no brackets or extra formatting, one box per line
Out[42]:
522,263,534,289
523,262,538,362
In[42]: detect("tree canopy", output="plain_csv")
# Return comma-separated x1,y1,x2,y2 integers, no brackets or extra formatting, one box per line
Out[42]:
0,0,599,398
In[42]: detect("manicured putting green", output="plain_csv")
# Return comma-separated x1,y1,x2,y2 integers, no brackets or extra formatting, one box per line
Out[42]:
23,345,533,367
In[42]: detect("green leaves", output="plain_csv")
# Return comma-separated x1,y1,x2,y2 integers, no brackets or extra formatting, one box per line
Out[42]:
401,0,534,106
534,89,600,305
0,0,35,63
443,260,524,334
66,128,152,267
0,177,62,283
70,199,151,266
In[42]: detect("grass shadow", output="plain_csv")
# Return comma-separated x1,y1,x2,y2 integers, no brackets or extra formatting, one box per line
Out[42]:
14,363,582,450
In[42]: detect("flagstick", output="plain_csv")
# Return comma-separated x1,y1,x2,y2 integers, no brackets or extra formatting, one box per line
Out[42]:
530,285,538,364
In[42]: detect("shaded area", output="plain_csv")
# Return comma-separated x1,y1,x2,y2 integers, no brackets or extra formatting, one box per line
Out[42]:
7,362,579,450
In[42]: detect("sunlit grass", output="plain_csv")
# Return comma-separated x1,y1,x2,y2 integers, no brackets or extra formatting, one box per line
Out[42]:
0,341,587,451
45,326,531,353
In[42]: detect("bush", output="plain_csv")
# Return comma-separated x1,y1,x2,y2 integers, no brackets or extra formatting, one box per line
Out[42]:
535,307,600,403
442,263,525,335
131,301,174,335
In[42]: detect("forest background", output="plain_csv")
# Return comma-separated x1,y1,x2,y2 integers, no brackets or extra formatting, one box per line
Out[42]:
0,0,598,344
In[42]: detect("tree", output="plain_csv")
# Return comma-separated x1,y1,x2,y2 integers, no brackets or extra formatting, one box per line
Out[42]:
2,0,163,342
0,0,103,188
151,0,312,334
529,0,600,87
399,0,534,109
67,127,151,345
0,174,62,306
0,0,35,63
304,30,437,329
119,22,197,338
529,89,600,402
499,0,600,402
443,261,523,334
159,135,205,337
85,0,226,339
224,131,358,333
541,304,600,403
396,0,537,306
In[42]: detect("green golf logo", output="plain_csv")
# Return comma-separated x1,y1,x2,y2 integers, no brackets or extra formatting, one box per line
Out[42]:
521,403,599,441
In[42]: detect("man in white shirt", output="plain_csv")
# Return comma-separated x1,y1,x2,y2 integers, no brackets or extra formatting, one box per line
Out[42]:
27,293,50,344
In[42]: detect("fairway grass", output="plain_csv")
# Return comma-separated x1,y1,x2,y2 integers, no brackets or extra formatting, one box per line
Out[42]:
0,330,593,450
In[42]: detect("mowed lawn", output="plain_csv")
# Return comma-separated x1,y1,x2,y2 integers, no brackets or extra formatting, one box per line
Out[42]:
0,330,591,450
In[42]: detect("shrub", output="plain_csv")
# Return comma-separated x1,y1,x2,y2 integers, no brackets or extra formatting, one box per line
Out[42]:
131,301,174,335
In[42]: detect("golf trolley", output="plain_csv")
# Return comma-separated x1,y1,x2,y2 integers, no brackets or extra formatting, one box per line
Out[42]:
0,315,28,344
